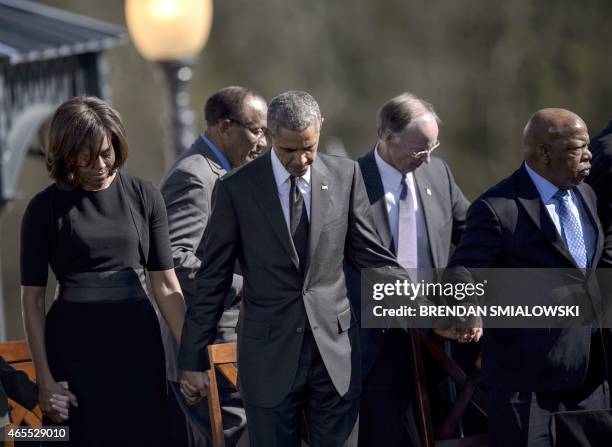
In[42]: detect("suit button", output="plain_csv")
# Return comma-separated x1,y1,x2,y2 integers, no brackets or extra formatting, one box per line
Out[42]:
296,327,304,333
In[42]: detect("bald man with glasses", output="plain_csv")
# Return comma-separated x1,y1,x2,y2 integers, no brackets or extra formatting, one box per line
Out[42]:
345,93,470,446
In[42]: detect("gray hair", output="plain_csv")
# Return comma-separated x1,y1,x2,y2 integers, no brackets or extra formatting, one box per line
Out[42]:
377,93,440,137
267,91,322,134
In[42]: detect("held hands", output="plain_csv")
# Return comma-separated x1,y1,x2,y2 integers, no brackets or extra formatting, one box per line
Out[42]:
180,370,209,405
433,312,483,343
39,380,78,423
437,325,483,343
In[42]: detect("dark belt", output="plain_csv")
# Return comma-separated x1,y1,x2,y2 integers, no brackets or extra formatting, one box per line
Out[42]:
55,269,148,303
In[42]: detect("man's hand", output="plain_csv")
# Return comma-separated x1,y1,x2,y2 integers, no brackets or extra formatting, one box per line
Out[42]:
455,326,483,343
456,310,484,343
433,323,483,343
180,370,209,405
433,314,483,343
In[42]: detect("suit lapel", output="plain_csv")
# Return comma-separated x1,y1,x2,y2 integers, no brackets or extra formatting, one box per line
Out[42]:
413,168,440,268
249,150,300,269
359,149,394,251
515,166,578,268
304,156,332,275
574,183,603,268
197,137,227,177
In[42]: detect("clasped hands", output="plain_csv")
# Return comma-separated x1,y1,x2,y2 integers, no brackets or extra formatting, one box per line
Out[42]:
433,310,483,343
180,370,210,405
39,380,77,423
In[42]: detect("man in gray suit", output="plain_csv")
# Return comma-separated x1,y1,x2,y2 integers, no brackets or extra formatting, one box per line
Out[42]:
346,93,470,445
178,91,426,446
161,86,267,446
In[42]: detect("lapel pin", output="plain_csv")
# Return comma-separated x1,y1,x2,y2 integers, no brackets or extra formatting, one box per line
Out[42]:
426,187,432,196
321,184,328,190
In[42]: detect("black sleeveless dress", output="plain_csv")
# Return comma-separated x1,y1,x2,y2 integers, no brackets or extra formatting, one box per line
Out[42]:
20,173,173,446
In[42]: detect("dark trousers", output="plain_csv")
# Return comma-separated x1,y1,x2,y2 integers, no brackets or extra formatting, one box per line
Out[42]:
244,330,359,447
169,380,246,447
358,330,421,447
488,333,610,447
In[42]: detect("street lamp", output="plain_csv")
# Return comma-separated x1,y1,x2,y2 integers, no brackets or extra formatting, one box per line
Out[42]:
125,0,213,164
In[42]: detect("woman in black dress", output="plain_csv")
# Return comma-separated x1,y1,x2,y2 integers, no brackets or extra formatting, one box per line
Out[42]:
20,96,186,445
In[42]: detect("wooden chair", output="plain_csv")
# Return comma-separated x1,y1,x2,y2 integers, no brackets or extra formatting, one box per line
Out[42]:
410,330,489,447
0,340,42,447
206,342,239,447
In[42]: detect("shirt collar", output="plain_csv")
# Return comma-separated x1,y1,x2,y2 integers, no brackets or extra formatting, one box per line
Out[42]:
524,161,561,204
375,144,408,192
201,133,232,172
270,148,311,188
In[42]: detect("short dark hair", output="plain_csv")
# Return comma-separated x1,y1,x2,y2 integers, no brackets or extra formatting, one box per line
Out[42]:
267,90,321,134
46,96,128,190
377,93,440,137
204,86,264,126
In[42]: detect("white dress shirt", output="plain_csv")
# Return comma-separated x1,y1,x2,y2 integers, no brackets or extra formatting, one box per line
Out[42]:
374,146,433,269
271,148,311,232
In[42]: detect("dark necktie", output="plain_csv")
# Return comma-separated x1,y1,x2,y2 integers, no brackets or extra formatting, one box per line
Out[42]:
290,176,309,272
397,176,417,269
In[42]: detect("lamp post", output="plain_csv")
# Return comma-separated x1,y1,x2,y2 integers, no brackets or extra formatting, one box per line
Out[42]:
125,0,213,165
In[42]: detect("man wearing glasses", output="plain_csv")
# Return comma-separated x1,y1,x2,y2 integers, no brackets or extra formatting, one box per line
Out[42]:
345,93,470,446
161,86,267,447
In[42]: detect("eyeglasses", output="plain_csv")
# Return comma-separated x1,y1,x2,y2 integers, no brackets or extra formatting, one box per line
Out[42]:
229,119,265,141
411,140,440,159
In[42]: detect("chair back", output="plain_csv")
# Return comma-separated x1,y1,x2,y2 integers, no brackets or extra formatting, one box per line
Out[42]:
206,342,238,447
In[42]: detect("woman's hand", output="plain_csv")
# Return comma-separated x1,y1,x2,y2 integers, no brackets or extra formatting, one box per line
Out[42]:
38,380,78,423
22,286,75,421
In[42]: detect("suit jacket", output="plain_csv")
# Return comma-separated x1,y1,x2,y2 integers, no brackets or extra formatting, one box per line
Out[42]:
0,357,37,419
446,164,606,392
160,137,242,382
346,149,470,378
360,149,469,267
585,120,612,268
178,149,407,408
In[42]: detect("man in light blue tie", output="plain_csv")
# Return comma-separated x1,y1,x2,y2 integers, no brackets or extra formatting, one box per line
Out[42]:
447,108,611,446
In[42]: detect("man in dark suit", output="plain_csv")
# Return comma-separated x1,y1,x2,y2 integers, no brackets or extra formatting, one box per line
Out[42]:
0,357,40,445
585,121,612,268
178,91,423,446
347,93,470,446
0,357,38,425
161,86,267,446
446,108,610,447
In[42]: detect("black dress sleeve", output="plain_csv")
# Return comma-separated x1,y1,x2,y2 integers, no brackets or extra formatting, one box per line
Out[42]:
20,190,51,286
145,184,174,271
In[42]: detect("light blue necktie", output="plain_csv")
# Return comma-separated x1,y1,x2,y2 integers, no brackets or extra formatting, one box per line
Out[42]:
553,189,588,269
397,176,417,269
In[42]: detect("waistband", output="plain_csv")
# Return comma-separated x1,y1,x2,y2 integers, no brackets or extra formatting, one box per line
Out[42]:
55,269,148,303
